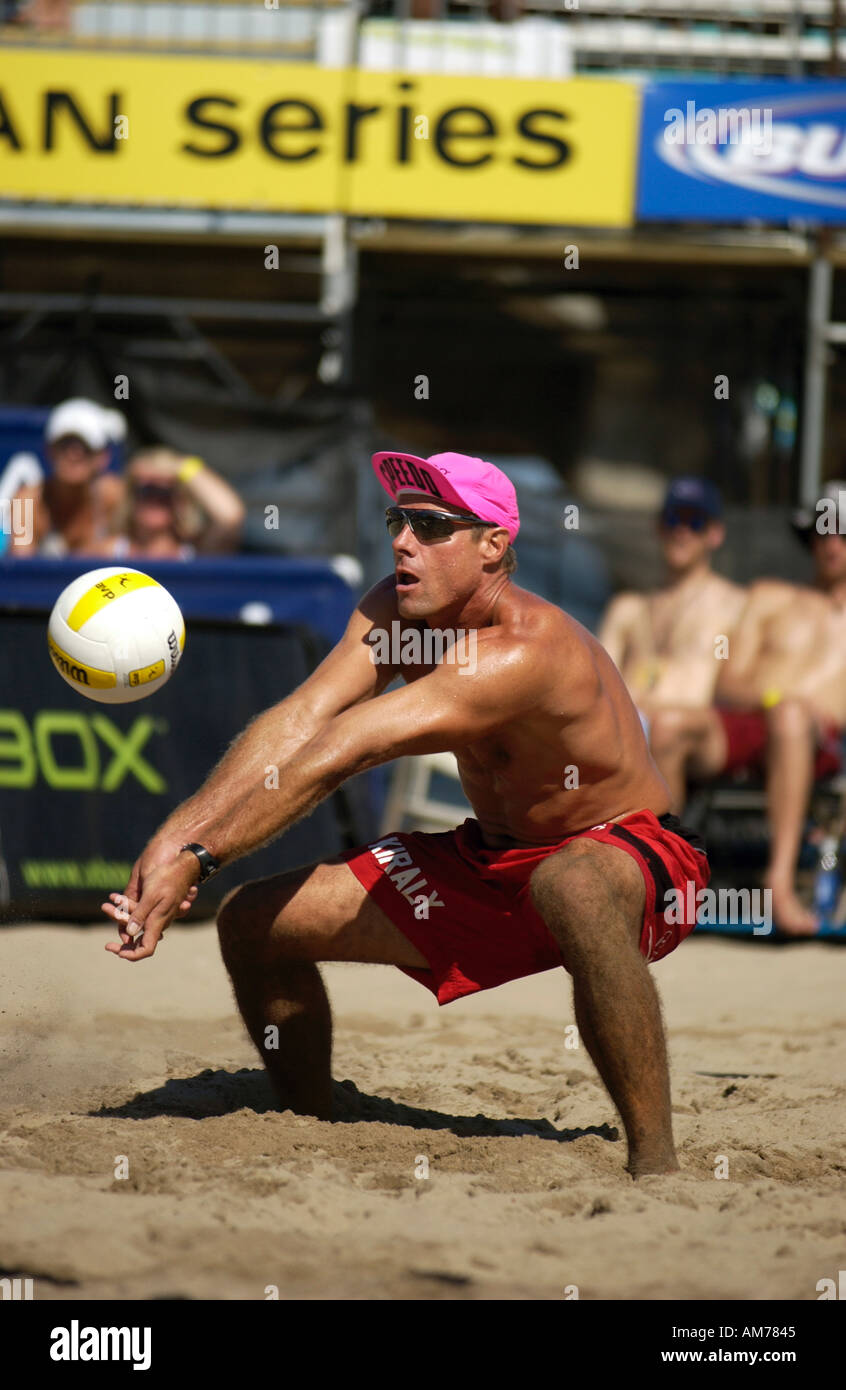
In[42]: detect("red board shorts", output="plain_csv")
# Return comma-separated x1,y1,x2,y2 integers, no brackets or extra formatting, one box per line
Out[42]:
339,810,710,1006
718,709,844,780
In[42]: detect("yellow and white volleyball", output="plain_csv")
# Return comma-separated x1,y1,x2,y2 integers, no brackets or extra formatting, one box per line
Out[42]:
47,567,185,705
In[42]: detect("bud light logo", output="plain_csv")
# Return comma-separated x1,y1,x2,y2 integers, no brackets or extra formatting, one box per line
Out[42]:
639,83,846,222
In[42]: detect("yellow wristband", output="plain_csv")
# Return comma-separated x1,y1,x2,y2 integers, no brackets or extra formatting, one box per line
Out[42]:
177,456,205,484
761,687,782,709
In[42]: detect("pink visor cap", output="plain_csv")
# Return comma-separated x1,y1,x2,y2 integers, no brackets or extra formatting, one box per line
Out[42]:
372,451,520,543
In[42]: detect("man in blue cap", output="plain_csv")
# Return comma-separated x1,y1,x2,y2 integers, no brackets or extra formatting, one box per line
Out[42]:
600,477,745,746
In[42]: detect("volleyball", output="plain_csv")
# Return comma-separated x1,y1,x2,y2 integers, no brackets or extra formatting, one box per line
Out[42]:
47,567,185,705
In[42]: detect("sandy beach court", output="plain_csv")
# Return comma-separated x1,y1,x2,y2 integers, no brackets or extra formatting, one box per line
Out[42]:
1,922,844,1301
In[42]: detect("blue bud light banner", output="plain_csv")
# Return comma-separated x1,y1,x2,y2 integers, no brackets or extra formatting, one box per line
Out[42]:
637,81,846,223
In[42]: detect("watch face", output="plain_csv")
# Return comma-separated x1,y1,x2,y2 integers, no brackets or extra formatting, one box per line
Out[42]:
182,845,217,881
199,850,219,881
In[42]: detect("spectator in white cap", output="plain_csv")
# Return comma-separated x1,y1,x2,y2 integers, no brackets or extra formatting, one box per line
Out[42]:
8,397,127,556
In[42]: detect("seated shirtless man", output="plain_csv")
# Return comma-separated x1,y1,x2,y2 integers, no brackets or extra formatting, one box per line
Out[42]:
102,451,709,1178
599,477,745,738
647,482,846,935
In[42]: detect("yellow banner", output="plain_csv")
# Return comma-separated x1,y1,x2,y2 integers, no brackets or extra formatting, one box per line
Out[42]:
344,70,638,225
0,52,638,226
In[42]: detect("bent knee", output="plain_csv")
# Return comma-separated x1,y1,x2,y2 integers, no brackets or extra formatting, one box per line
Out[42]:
649,706,710,754
530,839,645,953
216,869,310,964
530,840,619,921
766,696,813,738
217,881,264,963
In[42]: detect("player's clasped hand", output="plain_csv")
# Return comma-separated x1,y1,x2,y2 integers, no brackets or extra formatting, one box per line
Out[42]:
101,857,200,961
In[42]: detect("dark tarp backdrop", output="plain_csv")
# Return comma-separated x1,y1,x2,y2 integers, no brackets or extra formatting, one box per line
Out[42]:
0,612,379,922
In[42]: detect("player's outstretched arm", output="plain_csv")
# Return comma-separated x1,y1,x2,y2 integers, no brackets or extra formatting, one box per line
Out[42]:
106,637,541,960
197,635,541,868
102,580,401,952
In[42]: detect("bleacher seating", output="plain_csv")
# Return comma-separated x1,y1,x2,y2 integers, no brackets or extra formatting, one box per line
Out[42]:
2,0,842,80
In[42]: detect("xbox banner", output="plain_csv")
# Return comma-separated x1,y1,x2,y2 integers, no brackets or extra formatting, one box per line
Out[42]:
0,614,376,921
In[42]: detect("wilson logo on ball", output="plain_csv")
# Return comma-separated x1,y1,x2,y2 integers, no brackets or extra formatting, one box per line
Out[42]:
47,634,115,690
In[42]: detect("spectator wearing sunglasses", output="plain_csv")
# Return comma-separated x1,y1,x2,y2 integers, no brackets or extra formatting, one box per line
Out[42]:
100,447,245,560
599,477,745,746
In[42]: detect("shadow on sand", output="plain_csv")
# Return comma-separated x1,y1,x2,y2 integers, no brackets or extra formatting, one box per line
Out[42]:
92,1068,619,1146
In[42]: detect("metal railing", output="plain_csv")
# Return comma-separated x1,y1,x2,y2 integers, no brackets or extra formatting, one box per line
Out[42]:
2,0,843,78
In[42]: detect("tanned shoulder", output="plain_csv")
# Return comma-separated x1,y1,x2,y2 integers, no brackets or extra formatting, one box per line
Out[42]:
602,590,645,625
743,577,800,614
497,587,590,681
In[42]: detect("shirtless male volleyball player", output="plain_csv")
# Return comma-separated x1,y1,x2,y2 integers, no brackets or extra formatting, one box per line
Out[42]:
102,452,709,1178
599,477,745,737
646,482,846,936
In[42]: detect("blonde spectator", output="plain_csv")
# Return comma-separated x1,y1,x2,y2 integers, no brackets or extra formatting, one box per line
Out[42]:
99,447,245,560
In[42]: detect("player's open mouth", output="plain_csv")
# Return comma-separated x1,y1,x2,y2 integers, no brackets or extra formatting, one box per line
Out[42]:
395,569,419,592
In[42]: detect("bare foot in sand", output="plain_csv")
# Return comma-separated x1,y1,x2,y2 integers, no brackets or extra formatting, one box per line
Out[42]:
626,1147,680,1179
766,879,819,937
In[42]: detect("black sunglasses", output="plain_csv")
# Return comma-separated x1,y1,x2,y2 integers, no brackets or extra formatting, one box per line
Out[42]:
134,483,175,503
661,506,710,533
385,505,487,542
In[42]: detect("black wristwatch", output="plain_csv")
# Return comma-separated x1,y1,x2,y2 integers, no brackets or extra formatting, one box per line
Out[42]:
180,843,221,883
